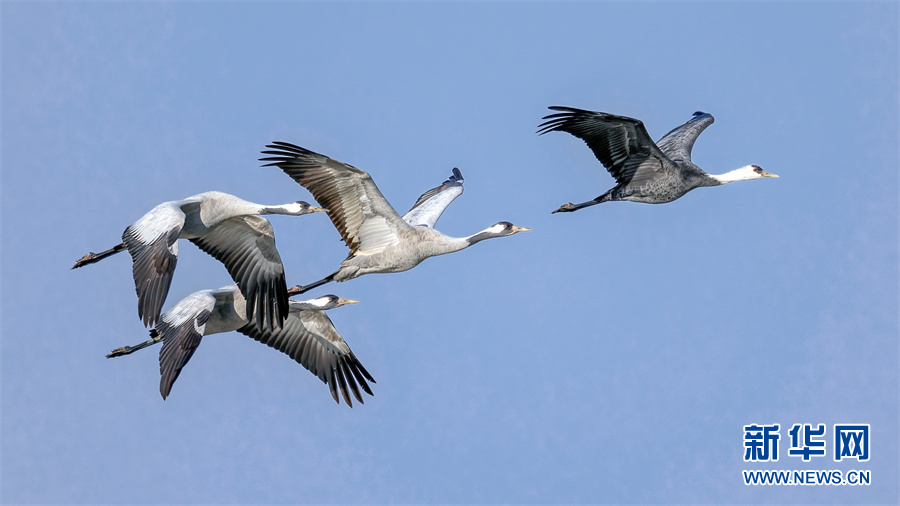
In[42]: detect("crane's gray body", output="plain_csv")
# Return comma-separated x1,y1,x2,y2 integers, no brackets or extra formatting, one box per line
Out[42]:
538,108,740,211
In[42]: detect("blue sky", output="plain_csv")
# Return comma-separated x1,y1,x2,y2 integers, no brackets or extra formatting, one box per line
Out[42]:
2,2,897,504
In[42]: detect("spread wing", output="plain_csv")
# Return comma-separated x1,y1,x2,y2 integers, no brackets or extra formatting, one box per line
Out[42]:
655,111,715,164
537,106,673,186
261,142,408,256
122,201,186,327
189,215,288,332
156,290,217,400
238,305,375,407
402,167,464,228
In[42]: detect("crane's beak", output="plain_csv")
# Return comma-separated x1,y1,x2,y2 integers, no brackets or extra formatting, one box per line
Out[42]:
337,298,360,306
310,205,329,213
761,170,779,178
512,226,532,233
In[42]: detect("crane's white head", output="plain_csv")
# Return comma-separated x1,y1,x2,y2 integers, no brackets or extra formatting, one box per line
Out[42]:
267,200,328,216
467,221,532,244
486,221,532,237
263,201,328,216
286,201,328,215
713,165,779,184
292,295,360,311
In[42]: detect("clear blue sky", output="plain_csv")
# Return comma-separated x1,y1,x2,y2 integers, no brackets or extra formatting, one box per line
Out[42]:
2,2,897,504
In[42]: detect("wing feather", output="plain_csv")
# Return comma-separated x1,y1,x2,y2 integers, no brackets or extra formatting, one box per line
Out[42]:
190,215,289,332
537,106,674,186
402,167,465,228
156,291,217,400
237,304,375,407
122,202,185,327
655,111,715,164
261,142,406,255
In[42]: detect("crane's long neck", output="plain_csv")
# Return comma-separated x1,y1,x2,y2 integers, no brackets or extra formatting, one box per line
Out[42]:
464,230,500,247
412,228,489,259
259,202,325,217
217,196,298,217
259,203,298,215
438,228,504,252
707,165,760,185
461,223,518,247
423,233,474,257
412,223,523,260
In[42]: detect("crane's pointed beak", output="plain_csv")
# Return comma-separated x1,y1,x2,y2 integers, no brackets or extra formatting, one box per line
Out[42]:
337,298,360,306
310,205,329,213
760,170,779,178
512,226,532,233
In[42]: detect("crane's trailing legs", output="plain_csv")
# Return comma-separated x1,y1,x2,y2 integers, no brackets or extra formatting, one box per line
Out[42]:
288,272,337,295
72,242,127,269
106,330,163,358
552,193,612,213
552,199,601,214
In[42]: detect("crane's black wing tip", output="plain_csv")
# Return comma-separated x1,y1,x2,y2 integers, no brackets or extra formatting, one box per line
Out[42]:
536,107,589,135
547,105,585,113
536,116,572,135
266,140,303,150
259,141,310,160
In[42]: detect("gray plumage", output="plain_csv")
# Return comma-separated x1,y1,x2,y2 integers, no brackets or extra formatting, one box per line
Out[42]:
72,191,326,330
537,107,778,212
260,142,530,294
106,284,373,406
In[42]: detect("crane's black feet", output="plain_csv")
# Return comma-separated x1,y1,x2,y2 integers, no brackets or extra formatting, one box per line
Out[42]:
72,252,101,269
107,346,137,358
287,274,336,296
72,243,127,269
106,331,162,358
551,203,576,214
